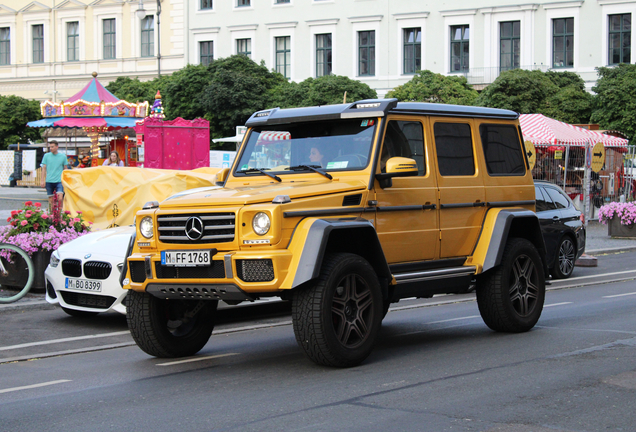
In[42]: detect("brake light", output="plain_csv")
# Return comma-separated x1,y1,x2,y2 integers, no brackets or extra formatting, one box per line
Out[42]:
580,213,585,224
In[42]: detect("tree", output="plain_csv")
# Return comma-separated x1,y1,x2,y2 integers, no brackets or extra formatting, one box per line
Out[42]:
0,95,42,150
162,64,215,121
475,69,592,124
591,63,636,139
105,76,170,107
385,70,478,105
271,75,377,108
199,55,287,139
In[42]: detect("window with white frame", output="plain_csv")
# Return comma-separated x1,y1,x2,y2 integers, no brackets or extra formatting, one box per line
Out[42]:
201,0,213,9
103,19,116,60
450,25,469,72
358,30,375,76
552,18,573,68
316,33,332,77
0,27,9,66
200,41,213,66
237,38,251,57
141,16,154,57
403,28,421,74
237,0,250,7
500,21,520,71
609,13,631,65
276,36,291,79
67,21,79,61
32,24,44,63
275,0,290,3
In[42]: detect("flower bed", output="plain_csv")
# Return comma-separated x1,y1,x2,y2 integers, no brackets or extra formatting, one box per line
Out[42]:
597,202,636,226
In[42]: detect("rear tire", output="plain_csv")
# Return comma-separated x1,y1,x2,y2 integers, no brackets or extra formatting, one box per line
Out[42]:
476,238,545,333
127,290,217,358
292,253,383,367
552,236,576,279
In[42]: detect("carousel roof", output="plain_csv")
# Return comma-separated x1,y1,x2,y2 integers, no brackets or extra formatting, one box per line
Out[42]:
520,114,629,148
27,73,148,130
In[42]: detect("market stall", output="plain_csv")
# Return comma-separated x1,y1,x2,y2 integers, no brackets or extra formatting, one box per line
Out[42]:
519,114,630,213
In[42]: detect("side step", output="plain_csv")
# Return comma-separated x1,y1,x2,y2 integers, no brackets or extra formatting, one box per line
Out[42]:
391,266,477,301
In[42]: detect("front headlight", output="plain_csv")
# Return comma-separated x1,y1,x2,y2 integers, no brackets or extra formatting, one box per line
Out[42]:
139,216,154,239
50,250,60,268
252,212,271,236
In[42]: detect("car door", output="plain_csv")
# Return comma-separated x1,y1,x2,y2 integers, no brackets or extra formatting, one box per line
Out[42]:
430,118,486,258
373,117,439,263
535,184,561,267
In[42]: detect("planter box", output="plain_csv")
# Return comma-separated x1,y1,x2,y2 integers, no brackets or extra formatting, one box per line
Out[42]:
0,249,52,294
608,217,636,238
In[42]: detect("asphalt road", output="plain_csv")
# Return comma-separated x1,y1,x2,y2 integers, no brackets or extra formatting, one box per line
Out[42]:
1,251,635,431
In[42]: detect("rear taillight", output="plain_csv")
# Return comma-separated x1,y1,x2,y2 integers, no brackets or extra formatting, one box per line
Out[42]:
580,213,585,224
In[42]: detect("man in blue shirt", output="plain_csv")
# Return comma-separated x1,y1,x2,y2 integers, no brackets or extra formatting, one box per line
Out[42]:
40,141,70,210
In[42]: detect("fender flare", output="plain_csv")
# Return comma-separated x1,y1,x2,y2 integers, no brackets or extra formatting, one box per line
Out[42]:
286,218,392,291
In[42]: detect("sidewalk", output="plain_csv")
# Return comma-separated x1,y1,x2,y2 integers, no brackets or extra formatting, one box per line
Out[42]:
0,186,48,225
584,220,636,254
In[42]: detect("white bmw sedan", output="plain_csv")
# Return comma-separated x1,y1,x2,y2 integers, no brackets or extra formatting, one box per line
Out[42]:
44,226,134,317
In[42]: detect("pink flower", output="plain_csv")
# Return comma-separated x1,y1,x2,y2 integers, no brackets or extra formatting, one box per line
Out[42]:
60,221,66,225
41,214,48,219
20,220,28,226
64,210,71,215
10,210,17,216
34,202,41,208
88,221,93,225
76,211,82,215
33,223,40,230
24,201,33,206
25,211,32,217
6,217,10,223
73,218,80,223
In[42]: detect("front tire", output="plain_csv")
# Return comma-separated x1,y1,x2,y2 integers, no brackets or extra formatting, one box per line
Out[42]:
476,238,545,333
127,290,217,358
552,236,576,279
292,253,383,367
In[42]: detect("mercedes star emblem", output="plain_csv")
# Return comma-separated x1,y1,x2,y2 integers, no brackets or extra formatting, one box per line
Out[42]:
185,216,204,241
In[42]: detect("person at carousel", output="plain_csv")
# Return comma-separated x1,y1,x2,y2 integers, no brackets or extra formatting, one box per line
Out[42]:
40,140,71,211
103,151,124,167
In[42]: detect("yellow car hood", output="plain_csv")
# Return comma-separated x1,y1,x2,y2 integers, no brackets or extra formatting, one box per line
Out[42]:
160,179,367,208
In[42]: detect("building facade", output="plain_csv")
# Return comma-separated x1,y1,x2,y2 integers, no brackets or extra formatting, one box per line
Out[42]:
0,1,635,101
0,0,186,101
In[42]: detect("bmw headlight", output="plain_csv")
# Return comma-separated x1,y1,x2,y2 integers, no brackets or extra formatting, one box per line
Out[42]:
50,250,60,268
252,212,271,236
139,216,154,239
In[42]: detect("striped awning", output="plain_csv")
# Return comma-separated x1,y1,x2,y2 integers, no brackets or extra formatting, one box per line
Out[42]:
519,114,629,148
257,131,291,142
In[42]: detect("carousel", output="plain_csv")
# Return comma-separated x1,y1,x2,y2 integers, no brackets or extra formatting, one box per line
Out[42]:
27,72,148,167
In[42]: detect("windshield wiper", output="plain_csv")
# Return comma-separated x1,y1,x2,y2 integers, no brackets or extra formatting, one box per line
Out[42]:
236,167,282,182
287,165,333,180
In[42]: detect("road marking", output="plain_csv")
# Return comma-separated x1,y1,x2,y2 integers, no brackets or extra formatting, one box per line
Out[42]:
0,380,71,394
396,315,480,337
544,302,573,307
603,292,636,299
564,269,636,281
156,353,239,366
0,331,130,352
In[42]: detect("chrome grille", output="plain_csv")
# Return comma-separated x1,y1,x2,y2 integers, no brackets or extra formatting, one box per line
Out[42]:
83,261,112,280
157,213,235,244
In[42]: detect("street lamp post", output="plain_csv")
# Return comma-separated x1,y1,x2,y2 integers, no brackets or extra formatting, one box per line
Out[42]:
136,0,162,77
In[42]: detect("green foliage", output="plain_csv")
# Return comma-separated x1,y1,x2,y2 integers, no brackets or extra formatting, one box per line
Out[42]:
385,70,478,105
475,69,592,124
591,64,636,139
163,64,215,121
105,76,170,108
199,56,287,139
271,75,377,108
0,95,42,150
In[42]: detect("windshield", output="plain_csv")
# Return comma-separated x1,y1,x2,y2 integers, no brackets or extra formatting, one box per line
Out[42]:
235,118,378,175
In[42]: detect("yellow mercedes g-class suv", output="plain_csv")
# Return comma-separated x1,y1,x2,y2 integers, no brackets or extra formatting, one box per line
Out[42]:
122,99,546,367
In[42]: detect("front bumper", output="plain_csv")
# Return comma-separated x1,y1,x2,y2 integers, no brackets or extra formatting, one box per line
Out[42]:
45,265,128,315
125,249,293,298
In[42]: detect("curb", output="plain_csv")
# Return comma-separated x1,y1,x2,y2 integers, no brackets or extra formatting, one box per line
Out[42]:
585,245,636,255
0,298,54,312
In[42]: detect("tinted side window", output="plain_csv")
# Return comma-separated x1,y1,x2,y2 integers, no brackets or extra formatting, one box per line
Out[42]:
381,120,425,175
433,122,474,176
544,186,570,209
535,186,555,212
479,124,526,175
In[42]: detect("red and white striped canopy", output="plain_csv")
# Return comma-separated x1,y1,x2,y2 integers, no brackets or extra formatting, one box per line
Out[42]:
519,114,629,148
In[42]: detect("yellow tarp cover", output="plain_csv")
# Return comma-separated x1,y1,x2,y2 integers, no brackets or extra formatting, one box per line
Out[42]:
62,167,219,230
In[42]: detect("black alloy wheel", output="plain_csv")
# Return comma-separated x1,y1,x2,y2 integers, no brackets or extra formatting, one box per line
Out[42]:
553,237,576,279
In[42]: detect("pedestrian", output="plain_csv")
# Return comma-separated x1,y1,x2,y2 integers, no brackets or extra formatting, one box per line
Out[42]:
40,140,71,211
103,150,124,167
